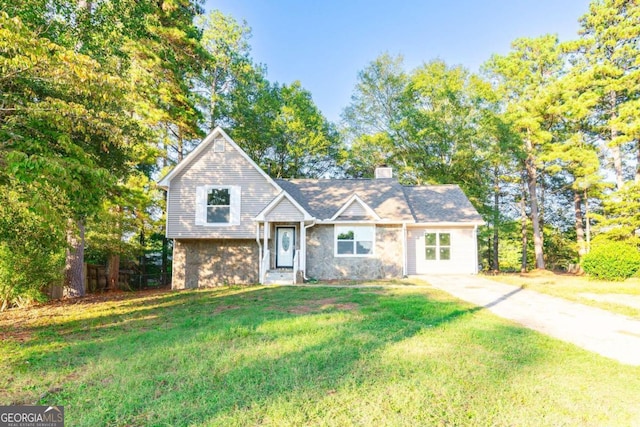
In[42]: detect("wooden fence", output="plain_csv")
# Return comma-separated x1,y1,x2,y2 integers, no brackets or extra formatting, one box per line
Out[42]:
85,264,135,293
46,264,169,298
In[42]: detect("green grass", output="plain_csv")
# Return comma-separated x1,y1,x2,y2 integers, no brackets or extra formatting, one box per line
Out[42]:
489,273,640,318
1,283,640,426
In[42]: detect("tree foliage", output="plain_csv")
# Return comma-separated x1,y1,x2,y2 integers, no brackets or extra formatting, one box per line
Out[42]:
2,0,640,307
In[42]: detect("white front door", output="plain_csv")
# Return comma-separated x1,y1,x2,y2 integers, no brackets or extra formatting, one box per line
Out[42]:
276,227,295,268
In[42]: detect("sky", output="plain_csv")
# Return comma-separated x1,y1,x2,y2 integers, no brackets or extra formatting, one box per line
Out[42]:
203,0,592,123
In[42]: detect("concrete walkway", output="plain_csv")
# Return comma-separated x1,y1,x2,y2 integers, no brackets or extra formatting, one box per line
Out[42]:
420,275,640,366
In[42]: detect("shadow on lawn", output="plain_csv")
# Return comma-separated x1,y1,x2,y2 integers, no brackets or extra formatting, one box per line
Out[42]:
4,286,550,425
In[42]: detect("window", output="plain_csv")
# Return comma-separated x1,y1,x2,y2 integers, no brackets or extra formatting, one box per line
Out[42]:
195,185,241,226
335,225,374,256
207,188,230,223
425,232,451,260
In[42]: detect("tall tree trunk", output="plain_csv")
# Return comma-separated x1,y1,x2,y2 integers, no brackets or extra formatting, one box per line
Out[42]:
210,74,219,132
539,168,545,232
520,176,528,273
636,139,640,184
106,254,120,290
574,191,586,262
584,189,591,254
609,91,624,190
161,189,169,286
106,206,121,290
64,219,86,297
177,127,184,162
162,235,169,286
139,228,147,289
524,141,545,269
611,144,624,190
492,166,500,271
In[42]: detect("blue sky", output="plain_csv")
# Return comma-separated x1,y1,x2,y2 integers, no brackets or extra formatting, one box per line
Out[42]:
203,0,592,123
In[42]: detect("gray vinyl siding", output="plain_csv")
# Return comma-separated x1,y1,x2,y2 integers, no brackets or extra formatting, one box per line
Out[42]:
265,198,305,221
336,201,372,220
167,142,280,239
407,226,476,274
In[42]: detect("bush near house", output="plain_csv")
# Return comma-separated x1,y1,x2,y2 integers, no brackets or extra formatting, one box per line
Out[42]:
582,241,640,281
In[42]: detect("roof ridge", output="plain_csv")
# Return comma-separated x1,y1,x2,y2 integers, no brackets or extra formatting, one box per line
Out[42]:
402,183,460,188
280,177,397,183
400,186,418,222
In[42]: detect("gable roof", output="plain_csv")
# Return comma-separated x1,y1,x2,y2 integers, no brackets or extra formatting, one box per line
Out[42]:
331,194,381,220
157,127,281,192
158,127,483,225
276,179,483,224
254,191,314,221
402,185,484,224
276,178,415,222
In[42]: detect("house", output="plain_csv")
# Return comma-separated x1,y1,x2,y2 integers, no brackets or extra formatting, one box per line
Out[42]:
158,127,485,288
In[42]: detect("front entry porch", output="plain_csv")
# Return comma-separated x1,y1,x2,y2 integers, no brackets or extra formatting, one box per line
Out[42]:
257,221,308,285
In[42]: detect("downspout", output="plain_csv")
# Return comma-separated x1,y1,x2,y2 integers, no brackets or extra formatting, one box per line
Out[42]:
256,222,262,284
303,221,316,281
402,223,407,277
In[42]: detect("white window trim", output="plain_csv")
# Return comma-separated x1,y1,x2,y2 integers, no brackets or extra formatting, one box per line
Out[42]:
195,185,241,227
424,231,451,261
334,225,376,257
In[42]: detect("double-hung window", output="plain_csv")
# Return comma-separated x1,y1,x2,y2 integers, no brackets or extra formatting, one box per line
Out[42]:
207,188,231,223
425,232,450,260
335,225,375,256
195,185,241,226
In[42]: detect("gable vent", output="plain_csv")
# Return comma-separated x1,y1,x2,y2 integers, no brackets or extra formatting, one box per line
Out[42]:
213,137,225,152
374,167,393,179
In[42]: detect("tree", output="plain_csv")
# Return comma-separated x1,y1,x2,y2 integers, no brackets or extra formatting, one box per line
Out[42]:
0,10,144,296
577,0,640,189
226,78,341,178
483,35,565,270
541,66,605,262
197,10,253,131
341,53,409,177
0,1,207,300
400,61,489,202
470,76,523,270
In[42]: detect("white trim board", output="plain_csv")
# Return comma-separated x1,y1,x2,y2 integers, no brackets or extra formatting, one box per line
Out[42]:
331,194,381,221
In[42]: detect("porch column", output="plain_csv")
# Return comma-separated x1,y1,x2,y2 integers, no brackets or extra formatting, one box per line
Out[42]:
300,221,306,273
256,222,262,283
263,221,269,274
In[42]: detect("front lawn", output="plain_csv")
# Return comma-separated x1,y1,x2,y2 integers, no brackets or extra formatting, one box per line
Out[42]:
489,273,640,319
1,284,639,426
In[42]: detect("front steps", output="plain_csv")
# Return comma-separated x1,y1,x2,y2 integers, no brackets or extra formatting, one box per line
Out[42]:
264,269,294,285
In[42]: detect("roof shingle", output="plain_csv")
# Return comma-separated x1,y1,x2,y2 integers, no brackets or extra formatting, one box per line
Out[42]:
276,179,483,224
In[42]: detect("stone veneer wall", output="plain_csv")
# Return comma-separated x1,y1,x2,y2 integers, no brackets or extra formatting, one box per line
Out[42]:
172,239,259,289
306,225,403,280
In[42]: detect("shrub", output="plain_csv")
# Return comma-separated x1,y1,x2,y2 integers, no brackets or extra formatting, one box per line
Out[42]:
0,242,64,310
582,241,640,281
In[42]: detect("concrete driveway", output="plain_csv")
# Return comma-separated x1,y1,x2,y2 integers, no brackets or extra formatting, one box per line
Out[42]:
419,274,640,366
